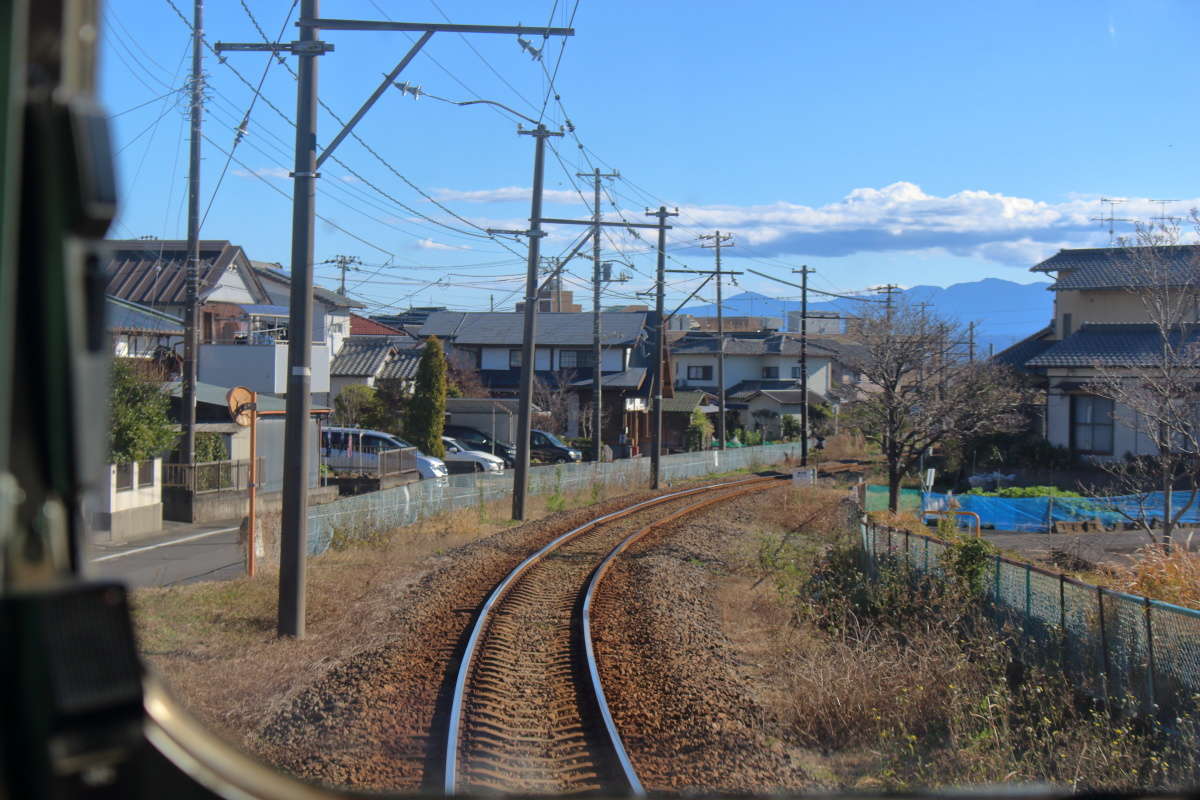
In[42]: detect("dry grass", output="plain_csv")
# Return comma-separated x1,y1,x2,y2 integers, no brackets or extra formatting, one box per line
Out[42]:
1107,543,1200,609
818,432,872,461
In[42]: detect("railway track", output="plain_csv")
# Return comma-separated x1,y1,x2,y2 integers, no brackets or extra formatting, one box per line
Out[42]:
442,474,783,795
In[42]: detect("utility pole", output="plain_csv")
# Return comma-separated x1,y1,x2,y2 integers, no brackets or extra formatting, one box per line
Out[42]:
578,167,619,464
968,321,976,362
512,124,562,521
324,254,361,295
878,283,900,320
217,13,573,634
647,206,678,489
181,0,204,466
793,266,814,466
698,231,734,449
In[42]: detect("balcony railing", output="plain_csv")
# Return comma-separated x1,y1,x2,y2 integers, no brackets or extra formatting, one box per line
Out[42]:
163,458,263,494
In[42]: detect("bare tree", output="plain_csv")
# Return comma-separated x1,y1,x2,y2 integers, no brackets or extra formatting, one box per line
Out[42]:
446,350,490,398
532,370,578,436
1084,218,1200,549
838,303,1025,512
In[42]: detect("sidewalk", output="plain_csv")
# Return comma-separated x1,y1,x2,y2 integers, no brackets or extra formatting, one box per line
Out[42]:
88,517,246,588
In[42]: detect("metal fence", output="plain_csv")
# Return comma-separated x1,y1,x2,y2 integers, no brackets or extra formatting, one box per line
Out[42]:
303,443,801,557
860,521,1200,718
378,447,418,477
163,458,262,494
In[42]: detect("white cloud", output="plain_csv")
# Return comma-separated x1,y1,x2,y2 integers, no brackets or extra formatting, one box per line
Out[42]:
433,186,582,205
233,166,290,180
416,238,472,251
622,183,1200,268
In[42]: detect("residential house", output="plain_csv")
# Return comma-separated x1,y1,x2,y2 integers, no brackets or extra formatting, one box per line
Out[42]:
786,310,844,334
737,388,826,440
107,295,184,363
418,310,655,440
103,239,352,404
670,330,861,398
998,245,1200,460
329,340,422,400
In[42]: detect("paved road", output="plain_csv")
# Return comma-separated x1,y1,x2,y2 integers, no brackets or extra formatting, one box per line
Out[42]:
88,519,245,588
984,529,1199,569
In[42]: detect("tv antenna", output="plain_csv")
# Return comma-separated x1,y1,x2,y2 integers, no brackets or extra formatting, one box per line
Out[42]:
1151,199,1181,227
1090,197,1133,245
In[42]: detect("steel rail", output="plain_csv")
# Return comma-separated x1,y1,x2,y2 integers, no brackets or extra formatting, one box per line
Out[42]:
441,474,777,795
581,477,784,796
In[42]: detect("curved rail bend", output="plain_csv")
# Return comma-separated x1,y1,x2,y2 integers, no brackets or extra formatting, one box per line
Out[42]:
442,475,777,795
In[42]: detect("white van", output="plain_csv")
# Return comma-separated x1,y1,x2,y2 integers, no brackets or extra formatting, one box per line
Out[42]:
321,427,447,480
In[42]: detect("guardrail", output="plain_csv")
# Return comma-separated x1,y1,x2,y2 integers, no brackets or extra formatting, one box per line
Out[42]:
163,458,262,494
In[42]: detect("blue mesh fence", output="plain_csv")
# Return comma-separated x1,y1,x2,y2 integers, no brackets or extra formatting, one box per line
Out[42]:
860,521,1200,717
303,442,801,556
916,489,1200,533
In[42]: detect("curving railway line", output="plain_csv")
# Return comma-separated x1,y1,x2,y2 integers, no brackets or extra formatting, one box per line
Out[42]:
442,474,784,796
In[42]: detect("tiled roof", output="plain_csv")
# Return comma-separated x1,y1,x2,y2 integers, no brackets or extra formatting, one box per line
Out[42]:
1025,323,1200,368
331,341,393,377
728,379,812,399
669,331,853,359
418,311,648,347
350,314,405,336
991,325,1055,370
378,350,421,381
568,367,648,389
661,390,709,414
104,239,269,305
1031,246,1200,291
106,295,184,334
752,389,827,406
249,261,364,308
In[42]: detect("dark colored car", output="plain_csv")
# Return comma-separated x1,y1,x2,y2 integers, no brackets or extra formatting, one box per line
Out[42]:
530,429,583,464
443,424,516,468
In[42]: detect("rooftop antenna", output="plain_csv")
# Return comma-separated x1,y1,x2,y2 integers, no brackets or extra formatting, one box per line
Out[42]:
1151,199,1181,228
1090,197,1133,245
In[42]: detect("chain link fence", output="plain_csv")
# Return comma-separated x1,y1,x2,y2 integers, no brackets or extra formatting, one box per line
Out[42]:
300,442,801,556
860,521,1200,718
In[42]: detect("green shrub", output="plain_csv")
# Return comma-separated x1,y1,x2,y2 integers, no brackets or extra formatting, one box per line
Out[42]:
967,485,1081,498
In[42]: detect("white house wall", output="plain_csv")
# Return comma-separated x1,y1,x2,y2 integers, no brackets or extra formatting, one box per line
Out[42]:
674,352,832,394
206,266,258,304
200,342,330,395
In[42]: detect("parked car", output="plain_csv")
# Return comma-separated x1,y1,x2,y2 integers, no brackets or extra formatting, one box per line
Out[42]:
441,436,506,473
531,429,583,464
321,427,447,481
443,423,517,467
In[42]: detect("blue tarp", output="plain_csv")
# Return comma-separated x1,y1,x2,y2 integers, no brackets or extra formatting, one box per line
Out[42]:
923,490,1200,532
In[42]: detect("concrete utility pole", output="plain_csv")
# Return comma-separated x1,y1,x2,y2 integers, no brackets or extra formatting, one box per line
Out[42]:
793,266,815,466
324,254,361,296
511,124,562,521
217,10,573,635
578,167,619,464
181,0,204,466
968,320,976,362
698,231,733,449
646,206,678,489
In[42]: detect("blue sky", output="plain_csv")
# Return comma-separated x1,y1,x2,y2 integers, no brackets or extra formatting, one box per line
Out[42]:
101,0,1200,314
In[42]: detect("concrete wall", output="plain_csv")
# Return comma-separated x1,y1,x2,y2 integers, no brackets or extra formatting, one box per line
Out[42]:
96,459,162,542
164,484,339,524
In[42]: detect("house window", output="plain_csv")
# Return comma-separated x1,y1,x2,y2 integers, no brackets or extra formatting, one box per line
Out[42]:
762,366,780,379
509,349,522,368
137,460,155,488
115,462,134,492
558,350,594,368
1062,312,1073,339
687,365,713,381
791,366,804,379
1071,394,1114,454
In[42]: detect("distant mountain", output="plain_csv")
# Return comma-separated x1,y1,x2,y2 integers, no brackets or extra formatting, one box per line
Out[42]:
678,277,1053,353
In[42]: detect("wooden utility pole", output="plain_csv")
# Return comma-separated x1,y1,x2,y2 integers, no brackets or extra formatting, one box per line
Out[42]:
181,0,204,466
878,283,901,320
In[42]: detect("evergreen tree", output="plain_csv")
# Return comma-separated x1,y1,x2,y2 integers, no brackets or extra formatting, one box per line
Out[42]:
685,407,714,452
404,336,447,457
109,359,179,464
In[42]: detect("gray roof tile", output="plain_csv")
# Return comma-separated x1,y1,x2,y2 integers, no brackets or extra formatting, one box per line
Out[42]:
331,341,393,377
418,311,647,346
1032,246,1200,291
1026,323,1200,367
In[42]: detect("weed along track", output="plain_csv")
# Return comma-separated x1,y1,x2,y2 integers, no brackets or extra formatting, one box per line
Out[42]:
444,476,782,795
